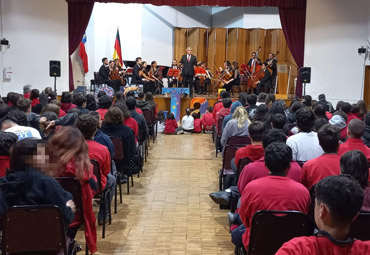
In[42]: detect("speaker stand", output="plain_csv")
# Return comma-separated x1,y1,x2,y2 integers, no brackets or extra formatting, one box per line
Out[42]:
303,83,306,97
53,76,57,93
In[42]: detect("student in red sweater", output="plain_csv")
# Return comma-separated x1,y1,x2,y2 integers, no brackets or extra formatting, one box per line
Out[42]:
192,112,202,133
115,102,139,139
76,115,115,225
60,92,77,113
302,124,341,190
0,131,18,177
213,91,230,123
164,113,178,134
276,175,370,255
338,119,370,160
96,95,113,121
30,89,41,108
215,98,232,131
234,142,310,251
201,106,213,132
234,121,265,168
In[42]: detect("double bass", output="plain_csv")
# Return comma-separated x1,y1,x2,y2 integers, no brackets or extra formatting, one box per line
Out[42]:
246,46,263,89
248,50,279,88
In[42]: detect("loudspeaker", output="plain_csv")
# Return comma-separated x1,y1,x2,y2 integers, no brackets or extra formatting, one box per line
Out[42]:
358,47,367,54
300,67,311,83
49,60,61,77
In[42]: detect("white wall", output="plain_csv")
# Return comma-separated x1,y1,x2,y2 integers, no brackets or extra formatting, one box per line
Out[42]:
0,0,69,95
305,0,370,104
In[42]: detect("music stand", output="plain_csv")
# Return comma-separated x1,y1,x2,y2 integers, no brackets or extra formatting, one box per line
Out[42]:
167,68,179,77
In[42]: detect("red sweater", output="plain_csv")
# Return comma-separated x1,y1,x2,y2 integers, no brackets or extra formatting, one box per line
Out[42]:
201,112,213,131
240,175,310,250
59,109,67,117
212,101,223,123
31,98,40,107
193,119,202,133
96,108,108,121
276,236,370,255
60,103,77,112
86,140,111,190
302,154,341,190
234,144,264,167
165,119,178,134
338,138,370,161
57,159,97,253
0,155,10,177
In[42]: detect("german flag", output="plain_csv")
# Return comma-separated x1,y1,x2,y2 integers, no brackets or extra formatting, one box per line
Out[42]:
113,28,123,67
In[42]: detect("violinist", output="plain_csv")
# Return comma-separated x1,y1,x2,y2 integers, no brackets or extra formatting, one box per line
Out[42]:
223,61,240,93
108,61,123,92
168,59,179,88
256,63,272,94
139,61,156,94
265,53,277,88
194,62,211,95
132,57,144,85
150,61,163,94
247,52,262,74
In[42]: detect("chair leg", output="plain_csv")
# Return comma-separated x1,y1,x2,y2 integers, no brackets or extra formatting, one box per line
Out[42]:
127,176,130,195
131,175,134,187
102,197,106,239
86,244,88,255
114,180,118,214
108,192,112,225
119,180,123,203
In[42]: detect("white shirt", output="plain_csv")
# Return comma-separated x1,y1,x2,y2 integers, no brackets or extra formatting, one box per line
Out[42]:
181,115,194,130
5,125,42,140
286,131,324,162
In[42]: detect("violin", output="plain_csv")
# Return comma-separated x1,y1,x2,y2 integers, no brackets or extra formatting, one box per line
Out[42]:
139,68,155,82
109,65,126,86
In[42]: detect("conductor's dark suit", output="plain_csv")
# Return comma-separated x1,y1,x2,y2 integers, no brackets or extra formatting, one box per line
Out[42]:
180,54,197,96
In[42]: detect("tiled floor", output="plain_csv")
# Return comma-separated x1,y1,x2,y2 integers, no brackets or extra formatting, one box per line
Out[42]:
77,133,234,254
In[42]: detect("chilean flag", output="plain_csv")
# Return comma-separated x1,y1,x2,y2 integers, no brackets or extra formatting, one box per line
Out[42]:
113,28,123,67
79,33,89,73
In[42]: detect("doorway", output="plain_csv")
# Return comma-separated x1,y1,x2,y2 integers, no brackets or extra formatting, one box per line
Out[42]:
364,66,370,105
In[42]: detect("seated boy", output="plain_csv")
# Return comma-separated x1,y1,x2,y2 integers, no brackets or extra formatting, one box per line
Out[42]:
276,175,370,255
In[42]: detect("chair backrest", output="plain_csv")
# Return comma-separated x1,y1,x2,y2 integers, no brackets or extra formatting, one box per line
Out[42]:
227,136,251,147
222,145,240,172
217,117,224,136
142,109,153,125
55,177,84,227
248,210,309,255
2,205,67,255
350,212,370,241
236,157,254,183
110,136,125,161
90,159,103,193
94,72,99,83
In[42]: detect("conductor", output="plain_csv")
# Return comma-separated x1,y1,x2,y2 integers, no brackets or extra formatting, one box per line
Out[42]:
180,47,197,97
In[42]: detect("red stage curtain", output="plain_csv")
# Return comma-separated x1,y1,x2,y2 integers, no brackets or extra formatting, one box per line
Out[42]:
68,2,94,91
279,3,306,97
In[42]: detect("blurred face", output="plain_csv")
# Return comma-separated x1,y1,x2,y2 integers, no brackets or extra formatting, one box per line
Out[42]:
224,62,228,68
172,59,177,65
29,144,58,175
104,59,108,65
186,48,192,55
153,62,157,67
252,53,256,58
109,62,114,68
269,53,273,59
137,58,142,65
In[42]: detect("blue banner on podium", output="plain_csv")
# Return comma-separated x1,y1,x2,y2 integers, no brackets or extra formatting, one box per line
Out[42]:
162,88,190,121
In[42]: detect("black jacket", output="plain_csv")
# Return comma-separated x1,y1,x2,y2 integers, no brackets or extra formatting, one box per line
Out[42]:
180,54,197,76
362,126,370,147
100,123,136,162
247,58,262,68
0,168,74,227
98,65,110,84
259,69,272,88
131,64,142,84
130,110,148,142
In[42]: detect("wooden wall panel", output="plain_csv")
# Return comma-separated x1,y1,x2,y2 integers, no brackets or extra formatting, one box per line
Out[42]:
198,28,207,63
215,28,227,72
264,29,279,61
174,28,187,63
187,28,199,60
246,29,265,63
237,28,248,66
207,28,216,74
227,28,238,63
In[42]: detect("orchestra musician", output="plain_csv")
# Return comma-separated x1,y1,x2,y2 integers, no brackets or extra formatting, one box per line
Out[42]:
150,61,163,94
194,62,211,95
109,61,125,92
98,57,110,85
131,57,149,90
256,63,273,94
265,53,277,90
139,61,156,94
223,61,240,93
168,59,180,88
180,47,198,97
247,52,262,74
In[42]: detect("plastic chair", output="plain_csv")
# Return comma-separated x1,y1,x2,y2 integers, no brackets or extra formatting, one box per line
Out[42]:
90,159,112,239
219,145,240,192
1,205,67,255
227,136,251,147
350,212,370,241
215,117,224,157
56,177,88,255
142,109,156,143
246,210,309,255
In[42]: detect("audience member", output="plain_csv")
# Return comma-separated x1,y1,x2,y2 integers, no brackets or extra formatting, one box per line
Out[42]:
215,98,232,131
340,150,370,212
276,175,370,254
318,93,334,113
314,118,328,132
1,110,41,140
223,101,242,128
60,92,77,112
192,112,202,133
164,113,177,135
39,111,59,139
136,92,152,111
145,92,158,117
126,97,148,142
73,93,89,115
23,85,31,99
30,89,41,108
0,131,18,177
301,124,341,189
86,94,98,111
221,106,250,148
330,111,347,140
96,95,112,121
116,102,139,139
200,106,213,132
256,92,266,106
287,108,324,161
236,142,310,250
362,112,370,147
265,94,275,107
338,119,370,160
156,110,165,133
357,100,367,119
238,92,248,107
253,104,268,122
213,91,230,121
302,95,312,108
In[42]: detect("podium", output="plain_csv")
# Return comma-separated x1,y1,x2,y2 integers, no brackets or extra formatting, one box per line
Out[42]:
162,87,190,121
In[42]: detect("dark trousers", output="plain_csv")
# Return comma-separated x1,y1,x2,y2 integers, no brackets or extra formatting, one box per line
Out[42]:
182,74,194,95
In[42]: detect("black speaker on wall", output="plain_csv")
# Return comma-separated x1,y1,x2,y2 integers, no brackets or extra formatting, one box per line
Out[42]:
49,60,61,77
300,67,311,83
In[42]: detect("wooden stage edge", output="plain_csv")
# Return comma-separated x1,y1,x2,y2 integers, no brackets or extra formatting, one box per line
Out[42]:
153,94,293,119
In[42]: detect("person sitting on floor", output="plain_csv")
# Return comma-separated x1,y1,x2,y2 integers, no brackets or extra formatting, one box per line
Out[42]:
200,106,213,133
192,112,202,133
76,114,116,225
338,118,370,161
286,107,324,162
340,150,370,212
302,124,341,190
234,142,310,251
276,175,370,255
156,111,166,133
176,108,194,135
164,113,178,135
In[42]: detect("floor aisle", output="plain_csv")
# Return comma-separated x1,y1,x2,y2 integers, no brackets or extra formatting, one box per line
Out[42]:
78,133,234,254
